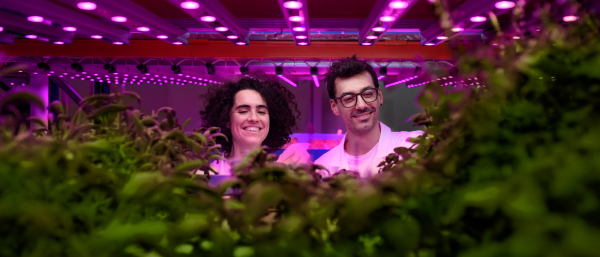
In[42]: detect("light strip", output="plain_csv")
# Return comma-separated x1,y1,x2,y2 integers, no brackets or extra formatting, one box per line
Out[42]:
312,75,320,87
279,75,297,87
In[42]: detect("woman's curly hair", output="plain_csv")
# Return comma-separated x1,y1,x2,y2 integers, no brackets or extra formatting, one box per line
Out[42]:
199,72,301,157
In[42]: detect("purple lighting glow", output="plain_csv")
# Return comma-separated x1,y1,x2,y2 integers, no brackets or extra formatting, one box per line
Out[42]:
113,41,123,45
470,16,487,22
361,42,372,45
389,1,409,9
173,41,183,45
77,2,97,10
111,16,127,22
289,16,304,22
366,35,378,39
437,36,448,40
25,35,38,39
54,41,64,45
91,35,102,39
451,27,464,32
312,75,320,87
495,1,515,9
157,35,168,39
372,27,385,32
200,16,216,22
236,42,246,45
278,75,297,87
425,43,435,46
227,35,238,39
298,42,308,45
295,35,307,39
0,27,3,32
563,15,578,22
27,16,44,22
215,27,228,32
180,1,200,9
137,27,150,32
283,1,303,9
63,26,77,32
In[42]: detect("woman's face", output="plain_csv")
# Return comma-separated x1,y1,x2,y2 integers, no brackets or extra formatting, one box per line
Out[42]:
229,89,270,152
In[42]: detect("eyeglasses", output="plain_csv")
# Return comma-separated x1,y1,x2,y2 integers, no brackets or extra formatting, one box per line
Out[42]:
332,88,379,108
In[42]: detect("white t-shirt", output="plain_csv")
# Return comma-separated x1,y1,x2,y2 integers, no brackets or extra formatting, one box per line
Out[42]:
315,122,423,177
345,143,378,175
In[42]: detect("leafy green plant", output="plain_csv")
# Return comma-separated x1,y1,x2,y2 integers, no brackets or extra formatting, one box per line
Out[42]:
1,1,599,257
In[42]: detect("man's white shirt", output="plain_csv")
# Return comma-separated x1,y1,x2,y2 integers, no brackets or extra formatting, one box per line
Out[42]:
315,122,423,177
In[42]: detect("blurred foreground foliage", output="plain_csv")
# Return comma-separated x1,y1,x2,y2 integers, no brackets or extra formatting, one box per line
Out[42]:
1,1,600,257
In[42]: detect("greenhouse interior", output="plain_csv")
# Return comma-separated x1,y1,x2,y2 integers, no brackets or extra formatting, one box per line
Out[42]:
1,0,599,256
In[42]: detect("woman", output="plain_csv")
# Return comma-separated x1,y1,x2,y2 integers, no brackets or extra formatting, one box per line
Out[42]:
200,73,310,175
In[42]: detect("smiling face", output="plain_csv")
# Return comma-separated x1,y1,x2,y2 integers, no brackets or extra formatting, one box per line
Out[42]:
230,89,270,152
330,71,383,135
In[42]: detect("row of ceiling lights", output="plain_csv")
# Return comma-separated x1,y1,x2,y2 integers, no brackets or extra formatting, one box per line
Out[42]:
2,0,581,47
424,1,580,46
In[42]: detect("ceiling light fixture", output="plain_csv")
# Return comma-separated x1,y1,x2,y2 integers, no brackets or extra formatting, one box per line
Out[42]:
180,1,200,9
63,26,77,32
292,27,306,32
157,35,168,39
215,27,228,32
91,35,103,39
77,2,97,10
136,27,150,32
283,1,303,9
389,1,409,9
563,15,578,22
227,35,238,39
25,35,38,39
470,16,487,22
27,16,44,22
111,16,127,22
200,16,216,22
380,16,396,22
289,16,304,22
495,1,515,9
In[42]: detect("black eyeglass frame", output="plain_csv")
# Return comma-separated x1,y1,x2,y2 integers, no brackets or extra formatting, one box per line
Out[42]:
332,87,379,108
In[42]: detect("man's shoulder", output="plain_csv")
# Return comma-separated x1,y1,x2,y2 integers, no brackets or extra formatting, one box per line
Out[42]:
314,146,338,165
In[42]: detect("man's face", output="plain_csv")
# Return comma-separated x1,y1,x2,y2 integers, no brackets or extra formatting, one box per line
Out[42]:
330,71,383,135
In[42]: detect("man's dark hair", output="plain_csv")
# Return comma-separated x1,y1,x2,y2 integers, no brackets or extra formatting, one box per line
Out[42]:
199,72,300,157
324,55,379,99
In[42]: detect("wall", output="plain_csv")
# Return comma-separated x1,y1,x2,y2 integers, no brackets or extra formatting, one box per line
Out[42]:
63,76,424,134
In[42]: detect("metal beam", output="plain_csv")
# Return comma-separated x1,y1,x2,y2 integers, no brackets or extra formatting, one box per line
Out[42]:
166,0,249,45
55,0,188,44
358,0,419,46
276,0,311,46
0,39,453,60
49,76,82,106
0,9,73,44
420,0,511,46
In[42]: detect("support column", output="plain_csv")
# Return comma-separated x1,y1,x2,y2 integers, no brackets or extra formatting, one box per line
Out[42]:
29,74,49,129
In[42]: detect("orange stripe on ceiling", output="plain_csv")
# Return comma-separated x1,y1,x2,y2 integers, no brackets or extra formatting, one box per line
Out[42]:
0,39,452,60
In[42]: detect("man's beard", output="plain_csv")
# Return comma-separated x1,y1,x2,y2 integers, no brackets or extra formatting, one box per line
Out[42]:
347,107,377,135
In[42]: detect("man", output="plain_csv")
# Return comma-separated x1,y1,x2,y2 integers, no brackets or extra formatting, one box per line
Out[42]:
315,56,423,177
